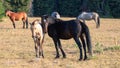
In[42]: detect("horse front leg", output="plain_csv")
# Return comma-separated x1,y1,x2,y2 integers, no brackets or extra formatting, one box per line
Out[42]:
39,46,44,58
52,38,60,59
39,40,44,58
35,42,39,58
10,19,16,28
73,36,83,61
34,38,39,58
57,39,66,58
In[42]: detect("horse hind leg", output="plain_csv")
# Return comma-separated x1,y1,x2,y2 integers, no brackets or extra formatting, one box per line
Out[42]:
73,36,83,60
80,34,87,60
94,17,100,28
22,20,25,29
25,18,28,28
13,22,16,29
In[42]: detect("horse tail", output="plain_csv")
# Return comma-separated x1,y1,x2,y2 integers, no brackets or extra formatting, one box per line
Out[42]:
96,14,100,28
80,22,93,56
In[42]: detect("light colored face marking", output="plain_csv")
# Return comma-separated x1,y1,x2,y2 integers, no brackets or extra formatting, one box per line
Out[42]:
43,19,47,22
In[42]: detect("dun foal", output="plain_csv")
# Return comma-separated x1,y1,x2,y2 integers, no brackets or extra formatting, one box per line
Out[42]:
30,19,44,58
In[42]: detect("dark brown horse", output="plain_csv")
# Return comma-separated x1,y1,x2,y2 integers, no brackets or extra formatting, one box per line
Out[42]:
41,15,93,60
5,10,28,29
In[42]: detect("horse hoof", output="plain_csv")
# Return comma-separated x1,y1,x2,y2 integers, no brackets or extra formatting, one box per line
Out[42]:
55,56,60,59
83,57,88,60
79,58,82,61
42,56,44,58
63,56,66,58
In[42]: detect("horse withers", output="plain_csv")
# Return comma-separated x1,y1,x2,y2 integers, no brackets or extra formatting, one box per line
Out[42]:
5,10,28,29
41,15,93,60
77,12,100,28
30,19,45,58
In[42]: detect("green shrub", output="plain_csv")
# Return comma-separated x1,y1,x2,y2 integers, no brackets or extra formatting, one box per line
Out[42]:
0,1,5,19
104,45,120,51
94,42,103,54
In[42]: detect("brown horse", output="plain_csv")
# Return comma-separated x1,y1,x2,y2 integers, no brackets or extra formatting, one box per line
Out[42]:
30,19,45,58
5,10,28,29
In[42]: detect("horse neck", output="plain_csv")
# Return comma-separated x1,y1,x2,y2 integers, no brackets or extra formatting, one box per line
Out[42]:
35,24,43,35
47,17,56,24
7,11,14,17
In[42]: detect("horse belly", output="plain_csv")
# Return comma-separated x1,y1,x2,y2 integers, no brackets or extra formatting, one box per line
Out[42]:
15,18,21,21
58,32,73,39
59,36,72,39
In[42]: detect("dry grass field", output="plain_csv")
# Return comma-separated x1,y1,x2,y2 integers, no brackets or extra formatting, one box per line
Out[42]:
0,17,120,68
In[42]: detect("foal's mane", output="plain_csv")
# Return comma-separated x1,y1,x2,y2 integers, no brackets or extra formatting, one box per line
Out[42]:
31,19,40,25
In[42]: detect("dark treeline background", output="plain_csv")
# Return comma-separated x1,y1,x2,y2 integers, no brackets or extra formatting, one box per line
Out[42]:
0,0,120,18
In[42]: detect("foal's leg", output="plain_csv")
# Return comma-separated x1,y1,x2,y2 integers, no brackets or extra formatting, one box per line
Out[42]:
80,35,87,60
25,18,28,28
22,19,25,29
10,18,16,28
34,38,40,58
52,38,60,58
39,40,44,58
57,39,66,58
35,42,39,58
73,36,83,60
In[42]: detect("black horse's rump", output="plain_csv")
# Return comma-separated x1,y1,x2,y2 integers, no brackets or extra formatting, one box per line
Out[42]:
41,15,92,60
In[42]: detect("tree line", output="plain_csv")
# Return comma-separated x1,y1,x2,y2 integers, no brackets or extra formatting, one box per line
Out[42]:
0,0,120,19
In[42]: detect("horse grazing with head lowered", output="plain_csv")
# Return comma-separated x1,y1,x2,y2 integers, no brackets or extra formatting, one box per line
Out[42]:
77,12,100,28
5,10,28,29
51,11,60,19
41,15,93,60
30,19,45,58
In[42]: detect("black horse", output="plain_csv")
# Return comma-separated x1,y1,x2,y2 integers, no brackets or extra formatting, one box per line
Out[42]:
41,15,93,60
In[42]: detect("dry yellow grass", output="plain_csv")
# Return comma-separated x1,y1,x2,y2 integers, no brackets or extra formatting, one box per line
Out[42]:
0,17,120,68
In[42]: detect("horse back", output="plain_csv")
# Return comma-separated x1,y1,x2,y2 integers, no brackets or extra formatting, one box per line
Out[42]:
10,12,27,21
48,20,82,39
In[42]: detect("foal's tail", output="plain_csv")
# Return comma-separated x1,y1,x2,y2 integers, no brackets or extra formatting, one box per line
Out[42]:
81,22,93,56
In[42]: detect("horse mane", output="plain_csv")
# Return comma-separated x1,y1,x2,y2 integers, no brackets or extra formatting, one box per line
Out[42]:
5,9,13,13
54,19,63,22
5,9,10,13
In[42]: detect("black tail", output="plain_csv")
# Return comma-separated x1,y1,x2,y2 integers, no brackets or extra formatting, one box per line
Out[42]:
96,16,100,28
26,17,28,28
80,22,93,56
